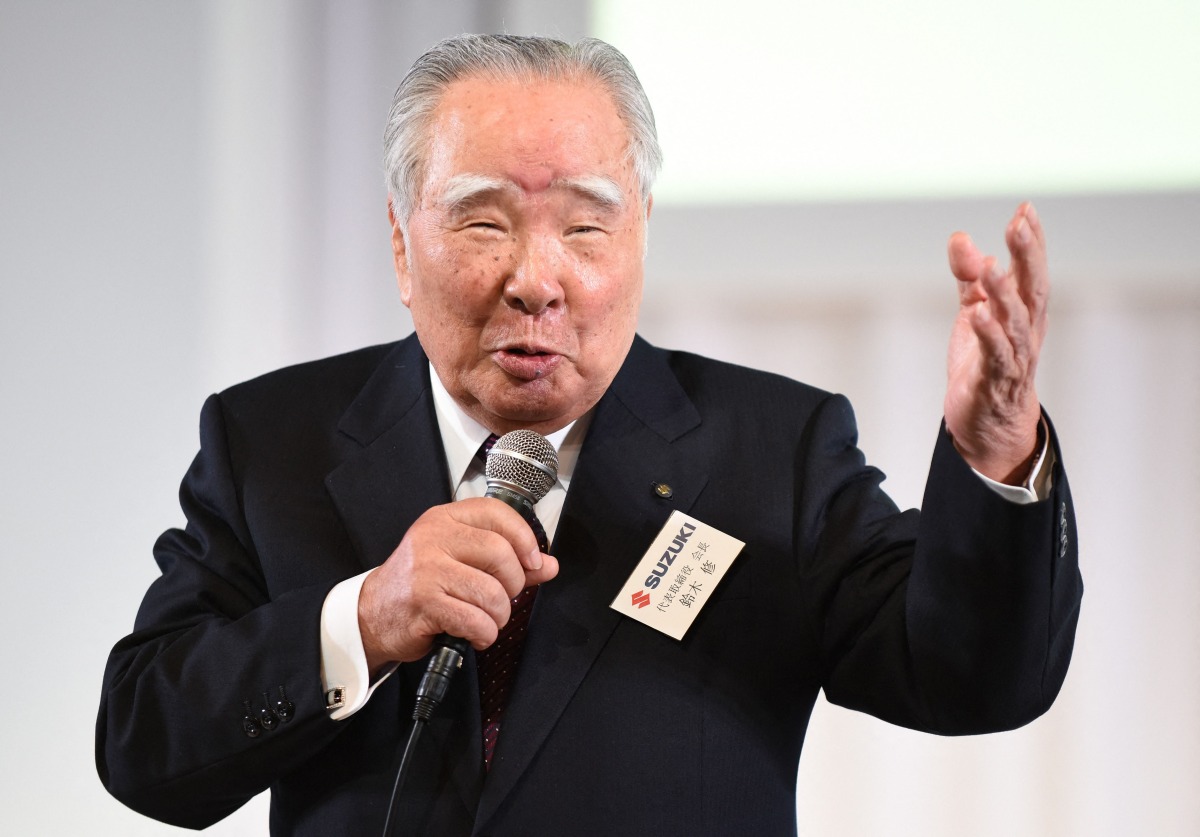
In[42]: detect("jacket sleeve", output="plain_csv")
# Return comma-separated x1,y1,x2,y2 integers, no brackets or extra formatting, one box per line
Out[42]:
96,394,350,829
797,394,1082,734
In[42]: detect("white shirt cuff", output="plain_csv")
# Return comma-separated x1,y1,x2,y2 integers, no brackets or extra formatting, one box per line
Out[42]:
972,416,1054,505
319,569,397,721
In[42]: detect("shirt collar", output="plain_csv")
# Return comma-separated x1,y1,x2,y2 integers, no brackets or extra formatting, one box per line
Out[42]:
428,363,587,495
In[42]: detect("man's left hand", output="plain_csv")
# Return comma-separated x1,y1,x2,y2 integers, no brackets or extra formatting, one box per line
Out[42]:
944,202,1047,484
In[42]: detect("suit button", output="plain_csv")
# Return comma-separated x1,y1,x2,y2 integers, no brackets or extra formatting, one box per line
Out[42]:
274,686,295,723
241,701,262,738
652,482,673,499
258,695,279,731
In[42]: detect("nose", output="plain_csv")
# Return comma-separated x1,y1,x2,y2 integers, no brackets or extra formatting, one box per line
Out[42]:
503,236,566,314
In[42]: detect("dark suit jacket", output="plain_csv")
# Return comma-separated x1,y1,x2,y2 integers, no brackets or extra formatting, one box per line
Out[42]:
97,334,1081,836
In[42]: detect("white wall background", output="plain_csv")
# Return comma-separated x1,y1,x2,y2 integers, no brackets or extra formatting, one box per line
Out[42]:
2,1,1197,835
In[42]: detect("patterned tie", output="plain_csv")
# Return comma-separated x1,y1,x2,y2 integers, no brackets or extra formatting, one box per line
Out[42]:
475,433,549,769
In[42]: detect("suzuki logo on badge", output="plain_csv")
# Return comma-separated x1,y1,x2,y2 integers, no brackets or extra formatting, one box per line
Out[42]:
643,522,697,589
631,590,651,609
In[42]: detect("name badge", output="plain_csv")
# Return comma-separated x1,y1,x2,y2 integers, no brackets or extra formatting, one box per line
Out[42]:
609,510,745,640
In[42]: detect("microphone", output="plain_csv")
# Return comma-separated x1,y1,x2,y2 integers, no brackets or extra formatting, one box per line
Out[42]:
482,428,560,520
412,429,559,720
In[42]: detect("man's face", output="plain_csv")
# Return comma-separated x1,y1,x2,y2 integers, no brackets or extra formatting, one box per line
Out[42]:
391,76,649,436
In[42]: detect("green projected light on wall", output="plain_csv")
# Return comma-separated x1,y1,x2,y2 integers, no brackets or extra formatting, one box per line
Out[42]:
593,0,1200,204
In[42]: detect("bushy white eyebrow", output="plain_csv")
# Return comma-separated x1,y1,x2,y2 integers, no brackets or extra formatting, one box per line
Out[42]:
437,174,510,210
436,173,625,212
553,175,625,210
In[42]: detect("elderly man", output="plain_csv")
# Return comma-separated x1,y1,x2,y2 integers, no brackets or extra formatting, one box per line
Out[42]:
97,34,1081,836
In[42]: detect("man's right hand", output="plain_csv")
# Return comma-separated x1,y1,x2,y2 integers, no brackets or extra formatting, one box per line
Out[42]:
357,498,559,675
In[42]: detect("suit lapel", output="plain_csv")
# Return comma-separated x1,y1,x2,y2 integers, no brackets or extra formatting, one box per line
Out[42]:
475,338,709,826
324,337,453,573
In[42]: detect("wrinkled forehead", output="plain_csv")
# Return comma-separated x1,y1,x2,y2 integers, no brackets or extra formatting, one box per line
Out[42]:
416,76,637,207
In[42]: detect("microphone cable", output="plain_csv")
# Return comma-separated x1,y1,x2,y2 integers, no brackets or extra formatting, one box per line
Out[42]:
381,634,470,837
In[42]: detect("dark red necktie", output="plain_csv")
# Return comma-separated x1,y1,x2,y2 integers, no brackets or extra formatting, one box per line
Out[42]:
475,434,549,769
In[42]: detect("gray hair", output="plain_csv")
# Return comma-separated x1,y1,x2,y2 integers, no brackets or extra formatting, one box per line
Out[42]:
383,34,662,225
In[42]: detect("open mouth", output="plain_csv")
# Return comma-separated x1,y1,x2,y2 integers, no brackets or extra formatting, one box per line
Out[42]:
493,347,561,380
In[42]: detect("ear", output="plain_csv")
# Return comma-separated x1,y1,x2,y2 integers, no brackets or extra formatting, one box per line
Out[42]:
640,194,654,257
388,199,413,308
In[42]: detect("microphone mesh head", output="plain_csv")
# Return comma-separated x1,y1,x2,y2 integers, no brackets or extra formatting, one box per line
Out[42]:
485,429,559,504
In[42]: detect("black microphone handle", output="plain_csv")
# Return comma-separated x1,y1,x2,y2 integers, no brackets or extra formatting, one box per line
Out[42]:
483,481,534,516
413,634,469,721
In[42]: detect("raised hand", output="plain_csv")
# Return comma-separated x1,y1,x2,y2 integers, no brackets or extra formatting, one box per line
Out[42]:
944,202,1047,484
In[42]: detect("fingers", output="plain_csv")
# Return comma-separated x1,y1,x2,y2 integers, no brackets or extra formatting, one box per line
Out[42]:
1004,202,1049,335
947,231,986,305
523,552,559,588
446,498,545,580
980,258,1036,364
424,497,551,608
431,551,559,652
948,204,1047,360
967,260,1016,370
359,499,560,666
